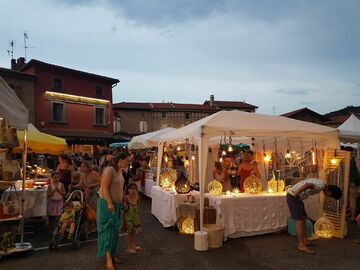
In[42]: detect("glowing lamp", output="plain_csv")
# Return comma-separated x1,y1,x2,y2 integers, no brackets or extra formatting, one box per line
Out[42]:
184,159,190,167
219,157,223,163
330,158,337,165
208,180,223,195
175,178,191,194
225,190,231,196
243,174,262,194
227,144,233,152
232,187,240,194
164,156,169,163
285,151,291,159
191,155,196,161
181,216,195,234
177,146,181,151
160,172,173,189
264,154,271,163
221,150,227,156
277,179,285,192
314,215,335,239
267,177,278,193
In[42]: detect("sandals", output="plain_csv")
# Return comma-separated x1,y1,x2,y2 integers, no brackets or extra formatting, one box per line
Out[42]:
298,248,316,254
134,246,143,251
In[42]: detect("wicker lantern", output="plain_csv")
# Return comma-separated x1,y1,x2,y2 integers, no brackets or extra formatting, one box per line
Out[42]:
175,172,191,194
277,179,285,192
160,172,173,189
182,216,195,234
208,180,223,195
267,177,278,193
314,215,335,239
243,173,262,194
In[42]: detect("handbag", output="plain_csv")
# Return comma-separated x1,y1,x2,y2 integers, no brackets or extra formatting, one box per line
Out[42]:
85,205,96,221
0,185,20,219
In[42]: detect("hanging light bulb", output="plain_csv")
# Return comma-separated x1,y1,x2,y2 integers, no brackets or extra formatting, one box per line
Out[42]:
164,155,169,163
219,157,223,163
228,144,233,152
222,150,227,156
177,146,181,151
285,150,291,159
312,149,316,165
191,155,196,161
184,157,189,167
264,153,271,162
330,149,337,165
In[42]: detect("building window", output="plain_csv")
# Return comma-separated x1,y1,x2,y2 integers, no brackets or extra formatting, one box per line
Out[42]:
113,117,121,133
162,112,166,118
52,102,65,122
185,112,190,119
53,78,63,92
139,121,148,133
96,85,103,97
95,107,105,125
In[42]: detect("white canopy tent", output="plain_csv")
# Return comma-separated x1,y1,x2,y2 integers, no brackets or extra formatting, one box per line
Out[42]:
0,76,28,129
0,76,32,253
157,110,339,236
129,127,176,149
338,114,360,143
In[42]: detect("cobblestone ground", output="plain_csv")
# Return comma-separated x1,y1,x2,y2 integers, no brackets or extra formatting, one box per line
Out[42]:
1,196,360,270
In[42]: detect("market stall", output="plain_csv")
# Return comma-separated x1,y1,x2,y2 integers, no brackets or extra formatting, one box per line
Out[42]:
151,185,200,227
338,114,360,155
0,76,32,256
128,128,176,198
158,110,339,246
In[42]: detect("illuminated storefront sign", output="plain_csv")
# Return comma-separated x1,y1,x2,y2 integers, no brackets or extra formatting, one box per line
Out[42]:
45,91,109,107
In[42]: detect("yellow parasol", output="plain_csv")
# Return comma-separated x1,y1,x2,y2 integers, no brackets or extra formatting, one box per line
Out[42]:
15,124,66,155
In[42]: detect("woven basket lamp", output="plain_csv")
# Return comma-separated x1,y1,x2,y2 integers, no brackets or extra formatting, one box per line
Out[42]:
208,180,223,195
243,173,262,194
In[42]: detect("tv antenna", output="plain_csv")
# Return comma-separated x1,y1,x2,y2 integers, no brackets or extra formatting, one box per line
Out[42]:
7,40,15,59
23,31,36,61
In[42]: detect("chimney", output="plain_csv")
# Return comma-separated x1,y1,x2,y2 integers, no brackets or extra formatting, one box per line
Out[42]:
210,95,215,106
16,57,26,70
11,59,16,70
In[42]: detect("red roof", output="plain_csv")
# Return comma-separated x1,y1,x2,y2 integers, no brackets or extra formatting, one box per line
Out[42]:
0,67,37,80
113,102,219,111
20,59,119,84
281,107,329,121
203,100,257,110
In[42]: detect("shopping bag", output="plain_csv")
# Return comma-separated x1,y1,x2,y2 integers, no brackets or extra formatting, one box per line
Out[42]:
0,186,20,219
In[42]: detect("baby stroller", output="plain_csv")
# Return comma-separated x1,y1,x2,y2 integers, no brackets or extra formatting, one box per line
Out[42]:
49,190,85,250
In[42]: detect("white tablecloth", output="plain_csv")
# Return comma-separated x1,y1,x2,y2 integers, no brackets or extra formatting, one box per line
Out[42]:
207,192,320,239
2,188,47,218
151,186,200,227
143,178,156,198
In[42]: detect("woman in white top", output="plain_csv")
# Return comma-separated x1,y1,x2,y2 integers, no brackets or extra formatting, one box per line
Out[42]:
97,152,128,270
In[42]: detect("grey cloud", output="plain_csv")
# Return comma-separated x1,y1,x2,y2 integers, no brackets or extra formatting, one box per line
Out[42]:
274,89,310,95
300,101,316,107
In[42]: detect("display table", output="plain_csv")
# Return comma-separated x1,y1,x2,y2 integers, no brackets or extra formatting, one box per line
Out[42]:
2,188,47,218
206,192,320,240
151,186,200,227
143,178,156,198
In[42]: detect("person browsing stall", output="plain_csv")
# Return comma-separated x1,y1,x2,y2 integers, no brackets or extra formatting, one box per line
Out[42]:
213,161,232,192
286,178,342,254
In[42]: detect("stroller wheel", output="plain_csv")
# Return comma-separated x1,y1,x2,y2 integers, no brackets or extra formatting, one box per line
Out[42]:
49,240,57,251
72,240,80,250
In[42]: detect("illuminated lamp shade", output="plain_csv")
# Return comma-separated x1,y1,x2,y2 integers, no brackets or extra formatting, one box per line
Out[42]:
314,215,335,239
277,179,285,192
243,173,262,194
160,172,173,189
267,177,278,193
175,173,191,194
208,180,223,195
182,216,195,234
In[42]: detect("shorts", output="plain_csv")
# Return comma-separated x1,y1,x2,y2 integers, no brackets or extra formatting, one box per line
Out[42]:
286,193,307,221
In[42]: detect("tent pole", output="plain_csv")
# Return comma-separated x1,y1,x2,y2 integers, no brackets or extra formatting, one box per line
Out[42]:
156,142,164,186
20,129,27,245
